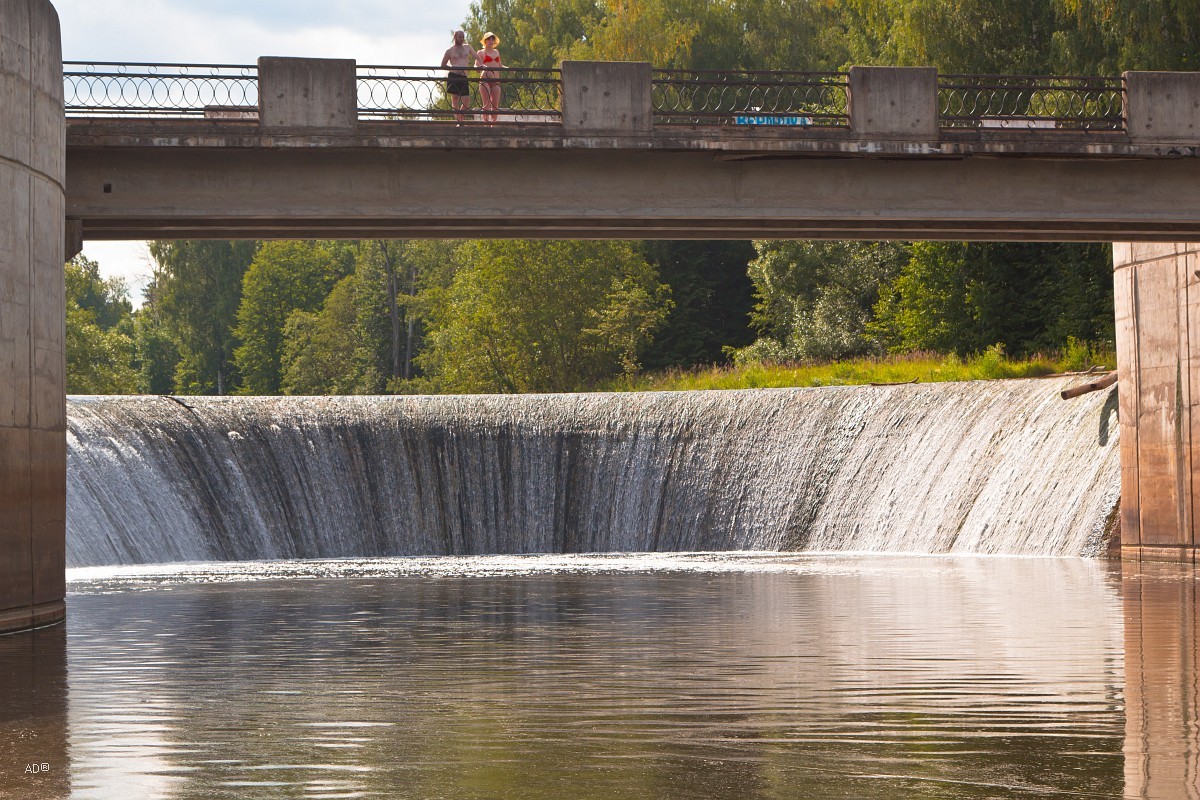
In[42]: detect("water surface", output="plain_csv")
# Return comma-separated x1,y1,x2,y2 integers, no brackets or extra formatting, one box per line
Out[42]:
12,553,1196,799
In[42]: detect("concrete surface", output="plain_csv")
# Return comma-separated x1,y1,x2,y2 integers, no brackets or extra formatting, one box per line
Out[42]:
1125,71,1200,144
258,57,356,132
849,66,938,140
0,0,66,635
64,135,1200,241
562,61,652,135
1114,242,1200,562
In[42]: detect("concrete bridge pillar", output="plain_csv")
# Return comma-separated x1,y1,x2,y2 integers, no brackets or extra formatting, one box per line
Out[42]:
1114,243,1200,561
0,0,66,633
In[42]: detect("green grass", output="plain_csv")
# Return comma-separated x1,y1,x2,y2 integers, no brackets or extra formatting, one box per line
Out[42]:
615,344,1116,393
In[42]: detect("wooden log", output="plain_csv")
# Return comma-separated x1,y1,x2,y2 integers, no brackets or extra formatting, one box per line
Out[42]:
1060,371,1118,400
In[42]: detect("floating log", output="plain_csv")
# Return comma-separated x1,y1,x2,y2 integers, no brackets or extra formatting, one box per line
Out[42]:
1060,371,1117,400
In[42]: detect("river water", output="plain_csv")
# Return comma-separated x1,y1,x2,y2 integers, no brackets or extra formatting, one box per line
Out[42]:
4,553,1198,800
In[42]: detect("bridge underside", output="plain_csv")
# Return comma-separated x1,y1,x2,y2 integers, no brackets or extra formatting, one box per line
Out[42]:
66,134,1200,242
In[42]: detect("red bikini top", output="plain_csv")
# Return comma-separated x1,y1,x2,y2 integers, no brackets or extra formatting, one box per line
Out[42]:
482,54,499,64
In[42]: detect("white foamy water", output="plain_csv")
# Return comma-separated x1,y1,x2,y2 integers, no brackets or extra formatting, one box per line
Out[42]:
65,380,1121,566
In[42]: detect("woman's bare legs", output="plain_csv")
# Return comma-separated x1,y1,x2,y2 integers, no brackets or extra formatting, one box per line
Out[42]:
482,82,500,124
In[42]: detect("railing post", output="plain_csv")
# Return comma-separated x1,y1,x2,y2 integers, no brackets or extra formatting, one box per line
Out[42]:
257,57,357,131
849,66,938,140
1124,71,1200,144
561,61,652,135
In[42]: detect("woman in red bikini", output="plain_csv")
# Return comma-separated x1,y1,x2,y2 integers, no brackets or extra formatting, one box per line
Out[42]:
475,32,503,125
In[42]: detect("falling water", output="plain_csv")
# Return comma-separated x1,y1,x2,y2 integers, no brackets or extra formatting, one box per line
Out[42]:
66,379,1121,566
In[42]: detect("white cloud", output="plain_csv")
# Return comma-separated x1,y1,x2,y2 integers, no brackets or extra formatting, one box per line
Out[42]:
57,0,472,65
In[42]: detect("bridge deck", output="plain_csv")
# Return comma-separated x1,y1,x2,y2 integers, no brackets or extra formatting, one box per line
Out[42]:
63,62,1200,242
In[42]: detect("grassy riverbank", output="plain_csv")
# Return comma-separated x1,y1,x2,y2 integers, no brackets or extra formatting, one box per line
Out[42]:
616,344,1115,392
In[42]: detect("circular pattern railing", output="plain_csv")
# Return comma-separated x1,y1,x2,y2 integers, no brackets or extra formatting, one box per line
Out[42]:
64,63,1132,134
64,62,258,118
939,75,1125,131
357,66,562,123
652,70,850,127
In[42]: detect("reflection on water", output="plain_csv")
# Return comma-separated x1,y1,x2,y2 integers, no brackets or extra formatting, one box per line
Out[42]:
1124,560,1200,799
1,554,1198,799
0,625,68,800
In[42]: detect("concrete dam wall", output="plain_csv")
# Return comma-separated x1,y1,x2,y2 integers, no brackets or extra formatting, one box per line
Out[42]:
65,380,1121,566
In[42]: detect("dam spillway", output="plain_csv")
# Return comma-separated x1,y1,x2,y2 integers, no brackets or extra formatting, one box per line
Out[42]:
65,380,1121,566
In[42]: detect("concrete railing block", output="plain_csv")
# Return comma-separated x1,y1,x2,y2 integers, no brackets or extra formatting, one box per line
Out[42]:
562,61,652,135
258,56,357,131
1126,72,1200,143
849,66,938,140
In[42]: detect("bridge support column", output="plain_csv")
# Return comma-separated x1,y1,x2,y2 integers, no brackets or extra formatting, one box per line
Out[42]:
0,0,66,633
1114,243,1200,562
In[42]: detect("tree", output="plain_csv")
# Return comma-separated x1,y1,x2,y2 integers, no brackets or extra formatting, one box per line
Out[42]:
1057,0,1200,72
737,241,909,363
64,256,137,394
871,242,1114,356
279,278,362,395
133,310,180,395
464,0,603,68
837,0,1067,73
145,241,258,394
639,241,756,370
233,241,350,395
417,240,671,392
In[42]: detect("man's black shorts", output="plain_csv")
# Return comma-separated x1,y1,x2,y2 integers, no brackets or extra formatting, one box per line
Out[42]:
446,73,470,97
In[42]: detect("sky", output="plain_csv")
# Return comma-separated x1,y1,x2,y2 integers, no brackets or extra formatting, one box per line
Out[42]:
56,0,475,304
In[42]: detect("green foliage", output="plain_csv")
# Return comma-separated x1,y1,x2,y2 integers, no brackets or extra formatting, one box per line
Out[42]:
838,0,1067,73
736,241,909,365
621,344,1115,392
132,311,179,394
66,255,133,331
585,276,674,377
638,241,756,370
233,242,350,395
416,240,671,393
280,278,363,395
65,257,137,394
1057,0,1200,72
464,0,603,68
143,241,258,394
871,243,1114,357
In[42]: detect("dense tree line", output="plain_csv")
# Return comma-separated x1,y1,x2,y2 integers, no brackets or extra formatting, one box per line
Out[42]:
67,1,1200,394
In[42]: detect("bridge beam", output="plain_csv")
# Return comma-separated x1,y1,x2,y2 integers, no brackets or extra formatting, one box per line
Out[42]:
0,0,66,633
64,144,1200,241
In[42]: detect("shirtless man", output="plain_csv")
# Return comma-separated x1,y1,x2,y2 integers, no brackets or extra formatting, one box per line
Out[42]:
440,30,474,125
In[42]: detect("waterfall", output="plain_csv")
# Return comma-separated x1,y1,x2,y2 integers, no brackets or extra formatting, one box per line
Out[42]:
66,379,1121,566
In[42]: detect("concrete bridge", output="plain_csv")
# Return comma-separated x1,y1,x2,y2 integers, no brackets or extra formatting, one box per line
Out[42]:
5,0,1200,634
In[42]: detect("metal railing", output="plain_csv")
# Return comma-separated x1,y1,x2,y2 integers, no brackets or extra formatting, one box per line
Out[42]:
938,75,1125,131
64,62,258,118
63,62,1132,134
357,66,561,123
652,70,850,127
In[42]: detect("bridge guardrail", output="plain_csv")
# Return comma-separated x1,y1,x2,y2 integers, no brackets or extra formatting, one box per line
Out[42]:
356,66,561,123
938,75,1125,131
64,62,259,118
651,69,850,127
63,63,1133,135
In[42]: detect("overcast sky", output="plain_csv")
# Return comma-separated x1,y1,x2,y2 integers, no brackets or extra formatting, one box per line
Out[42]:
56,0,475,303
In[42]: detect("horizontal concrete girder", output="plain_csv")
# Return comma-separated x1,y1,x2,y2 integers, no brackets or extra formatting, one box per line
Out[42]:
66,124,1200,242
